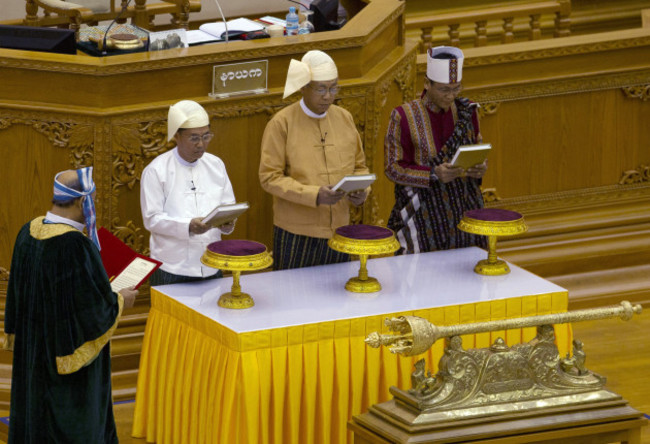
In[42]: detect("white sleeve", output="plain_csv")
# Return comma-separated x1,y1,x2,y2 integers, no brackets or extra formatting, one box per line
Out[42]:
140,165,192,241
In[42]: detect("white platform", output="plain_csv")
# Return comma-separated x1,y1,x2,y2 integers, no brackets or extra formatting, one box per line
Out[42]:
153,247,566,333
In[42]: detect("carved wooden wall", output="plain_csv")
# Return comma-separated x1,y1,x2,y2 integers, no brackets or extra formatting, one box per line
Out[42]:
0,0,416,407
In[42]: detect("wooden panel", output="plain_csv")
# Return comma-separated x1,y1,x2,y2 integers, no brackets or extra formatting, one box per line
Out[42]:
0,114,95,267
478,91,622,197
486,184,650,308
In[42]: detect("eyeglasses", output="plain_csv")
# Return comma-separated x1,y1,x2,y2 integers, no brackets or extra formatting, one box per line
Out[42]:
184,132,214,145
308,84,339,96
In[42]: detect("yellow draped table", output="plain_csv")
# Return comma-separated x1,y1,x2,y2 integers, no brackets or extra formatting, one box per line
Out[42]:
132,247,571,444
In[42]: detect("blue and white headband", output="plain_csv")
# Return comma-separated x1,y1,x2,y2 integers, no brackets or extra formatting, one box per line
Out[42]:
53,167,100,250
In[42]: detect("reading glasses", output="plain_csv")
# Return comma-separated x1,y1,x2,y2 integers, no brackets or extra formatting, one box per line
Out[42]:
185,132,214,144
308,85,340,96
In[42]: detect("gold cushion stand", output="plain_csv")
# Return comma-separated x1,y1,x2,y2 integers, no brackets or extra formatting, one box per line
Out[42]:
458,208,528,275
201,240,273,309
328,225,400,293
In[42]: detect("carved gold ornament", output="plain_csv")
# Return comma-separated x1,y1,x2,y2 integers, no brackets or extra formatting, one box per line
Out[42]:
622,84,650,101
481,187,501,202
365,301,642,421
619,165,650,185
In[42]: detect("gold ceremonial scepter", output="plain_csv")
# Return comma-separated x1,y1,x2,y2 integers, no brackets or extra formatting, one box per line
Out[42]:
365,300,642,356
362,301,643,418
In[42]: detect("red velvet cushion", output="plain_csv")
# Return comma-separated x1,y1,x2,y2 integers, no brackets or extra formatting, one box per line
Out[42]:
335,224,393,240
465,208,522,222
207,240,267,256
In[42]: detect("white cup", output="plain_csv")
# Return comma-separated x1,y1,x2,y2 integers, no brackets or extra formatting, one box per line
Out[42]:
267,25,284,38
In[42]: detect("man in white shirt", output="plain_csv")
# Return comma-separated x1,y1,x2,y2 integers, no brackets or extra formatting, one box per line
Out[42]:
140,100,236,285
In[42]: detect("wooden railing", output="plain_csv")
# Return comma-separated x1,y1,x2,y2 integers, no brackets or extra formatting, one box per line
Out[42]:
23,0,201,34
406,0,571,51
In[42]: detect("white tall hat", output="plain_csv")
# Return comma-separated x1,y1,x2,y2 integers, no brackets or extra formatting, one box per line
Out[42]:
283,50,338,99
167,100,210,141
426,46,464,84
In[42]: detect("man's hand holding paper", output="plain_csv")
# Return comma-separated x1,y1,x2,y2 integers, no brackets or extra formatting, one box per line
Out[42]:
317,186,345,206
189,217,212,235
119,286,138,309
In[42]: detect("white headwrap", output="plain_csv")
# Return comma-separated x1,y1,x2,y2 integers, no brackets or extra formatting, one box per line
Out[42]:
426,46,464,84
283,50,338,99
167,100,210,141
52,167,100,250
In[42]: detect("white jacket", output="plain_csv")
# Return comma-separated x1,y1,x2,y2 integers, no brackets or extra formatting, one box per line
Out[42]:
140,148,236,277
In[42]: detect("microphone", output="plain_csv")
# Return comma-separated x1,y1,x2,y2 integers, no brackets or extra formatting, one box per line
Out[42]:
321,132,327,143
191,180,196,191
211,0,229,43
102,0,133,55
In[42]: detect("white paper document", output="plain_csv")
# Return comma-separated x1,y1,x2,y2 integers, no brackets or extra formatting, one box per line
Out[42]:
187,29,221,45
201,201,249,227
199,18,264,39
110,257,157,292
332,174,377,193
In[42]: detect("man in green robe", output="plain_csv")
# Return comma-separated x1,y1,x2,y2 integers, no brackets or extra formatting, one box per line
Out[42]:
3,168,137,443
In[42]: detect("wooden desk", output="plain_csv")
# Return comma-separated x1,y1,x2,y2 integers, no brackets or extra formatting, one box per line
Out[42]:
131,247,571,443
350,399,648,443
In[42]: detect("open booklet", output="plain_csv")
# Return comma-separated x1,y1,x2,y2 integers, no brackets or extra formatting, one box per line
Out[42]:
332,173,377,193
97,227,162,292
188,18,265,45
450,143,491,170
201,201,250,227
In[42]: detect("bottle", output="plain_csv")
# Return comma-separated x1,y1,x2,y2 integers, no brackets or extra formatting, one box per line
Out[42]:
298,11,314,35
297,23,310,35
286,6,299,36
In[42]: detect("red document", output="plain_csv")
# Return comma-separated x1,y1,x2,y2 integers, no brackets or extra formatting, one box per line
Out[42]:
98,227,161,291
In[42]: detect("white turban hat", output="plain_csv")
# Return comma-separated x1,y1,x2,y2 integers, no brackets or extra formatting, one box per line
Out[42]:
283,50,338,99
167,100,210,141
426,46,464,84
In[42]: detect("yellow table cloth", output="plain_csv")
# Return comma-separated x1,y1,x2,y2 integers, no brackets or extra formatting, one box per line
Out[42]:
132,247,570,444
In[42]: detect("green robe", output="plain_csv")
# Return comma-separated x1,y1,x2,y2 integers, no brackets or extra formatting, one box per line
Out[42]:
4,217,122,443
